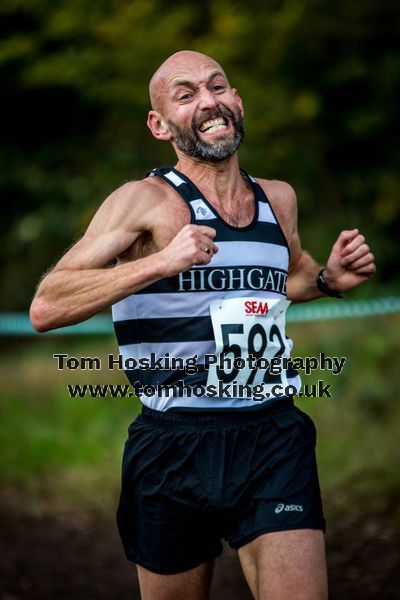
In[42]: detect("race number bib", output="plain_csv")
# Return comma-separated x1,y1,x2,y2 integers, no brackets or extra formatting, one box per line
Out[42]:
207,297,291,397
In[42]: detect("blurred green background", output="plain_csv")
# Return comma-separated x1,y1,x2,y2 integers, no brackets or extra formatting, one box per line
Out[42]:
1,0,400,306
0,0,399,598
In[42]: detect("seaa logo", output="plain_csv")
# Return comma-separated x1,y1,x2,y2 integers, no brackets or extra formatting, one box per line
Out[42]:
244,300,269,315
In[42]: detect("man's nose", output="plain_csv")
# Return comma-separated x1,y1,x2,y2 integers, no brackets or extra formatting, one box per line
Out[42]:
198,87,219,111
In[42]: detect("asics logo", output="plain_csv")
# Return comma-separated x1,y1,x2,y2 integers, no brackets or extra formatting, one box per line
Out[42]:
274,503,303,513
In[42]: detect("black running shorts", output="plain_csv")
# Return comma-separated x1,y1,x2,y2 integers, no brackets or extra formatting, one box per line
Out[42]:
117,398,325,575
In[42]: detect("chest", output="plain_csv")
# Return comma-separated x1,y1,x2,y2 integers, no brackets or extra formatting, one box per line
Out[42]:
143,191,257,254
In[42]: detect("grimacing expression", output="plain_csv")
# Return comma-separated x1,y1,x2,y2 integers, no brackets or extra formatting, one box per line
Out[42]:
148,51,245,161
166,105,245,162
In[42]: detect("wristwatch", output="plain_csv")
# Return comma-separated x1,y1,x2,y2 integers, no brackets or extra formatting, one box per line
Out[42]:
316,269,343,298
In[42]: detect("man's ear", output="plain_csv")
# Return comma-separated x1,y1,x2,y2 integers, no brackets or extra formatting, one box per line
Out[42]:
232,88,244,118
147,111,172,141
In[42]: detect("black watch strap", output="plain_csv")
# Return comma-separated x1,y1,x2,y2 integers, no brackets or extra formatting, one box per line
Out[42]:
316,269,343,298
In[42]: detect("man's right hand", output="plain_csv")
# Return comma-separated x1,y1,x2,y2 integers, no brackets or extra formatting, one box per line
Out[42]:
159,225,218,277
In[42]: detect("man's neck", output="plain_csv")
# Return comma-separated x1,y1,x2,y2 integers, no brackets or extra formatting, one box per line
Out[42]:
174,153,249,207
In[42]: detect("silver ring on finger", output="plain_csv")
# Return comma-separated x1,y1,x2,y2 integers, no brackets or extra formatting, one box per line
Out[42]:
204,246,211,255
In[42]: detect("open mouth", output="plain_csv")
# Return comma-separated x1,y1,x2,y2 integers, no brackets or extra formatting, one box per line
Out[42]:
198,116,229,134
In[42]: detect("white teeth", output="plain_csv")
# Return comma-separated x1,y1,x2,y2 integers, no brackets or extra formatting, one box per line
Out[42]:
204,124,226,133
199,117,226,132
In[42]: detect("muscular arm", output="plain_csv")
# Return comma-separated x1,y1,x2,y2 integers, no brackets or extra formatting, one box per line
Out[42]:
284,186,375,301
30,182,164,331
31,249,169,332
30,181,218,332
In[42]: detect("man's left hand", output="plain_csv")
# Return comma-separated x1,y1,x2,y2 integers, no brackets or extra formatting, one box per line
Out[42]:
323,229,376,293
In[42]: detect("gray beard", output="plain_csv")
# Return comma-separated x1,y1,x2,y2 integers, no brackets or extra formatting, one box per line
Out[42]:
167,110,245,162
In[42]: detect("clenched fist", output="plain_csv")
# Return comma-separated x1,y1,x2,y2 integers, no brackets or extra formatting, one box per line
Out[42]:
159,224,218,277
324,229,376,292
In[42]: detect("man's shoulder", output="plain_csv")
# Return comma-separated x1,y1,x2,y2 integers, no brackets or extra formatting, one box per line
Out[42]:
98,175,172,218
253,177,298,240
85,176,173,237
254,177,297,210
107,175,169,206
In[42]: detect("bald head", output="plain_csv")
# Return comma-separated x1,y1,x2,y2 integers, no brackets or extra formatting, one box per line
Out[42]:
149,50,229,112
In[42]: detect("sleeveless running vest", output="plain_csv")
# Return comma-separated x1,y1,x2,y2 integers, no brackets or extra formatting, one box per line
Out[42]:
112,166,301,411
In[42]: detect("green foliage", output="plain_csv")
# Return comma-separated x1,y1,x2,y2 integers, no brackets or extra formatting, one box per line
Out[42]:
1,0,399,309
0,336,136,508
288,315,400,510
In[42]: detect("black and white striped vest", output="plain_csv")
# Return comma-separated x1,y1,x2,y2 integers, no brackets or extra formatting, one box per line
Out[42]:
112,166,301,411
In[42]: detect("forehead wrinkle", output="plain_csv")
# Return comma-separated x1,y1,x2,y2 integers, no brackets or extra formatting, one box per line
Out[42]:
170,71,229,93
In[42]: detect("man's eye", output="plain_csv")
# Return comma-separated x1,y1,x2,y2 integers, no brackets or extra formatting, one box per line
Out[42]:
213,85,225,91
179,93,192,100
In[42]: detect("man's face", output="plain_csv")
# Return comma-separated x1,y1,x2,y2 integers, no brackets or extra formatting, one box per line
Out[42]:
155,57,245,162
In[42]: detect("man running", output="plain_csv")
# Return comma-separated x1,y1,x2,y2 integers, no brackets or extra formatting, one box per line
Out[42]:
30,50,375,599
